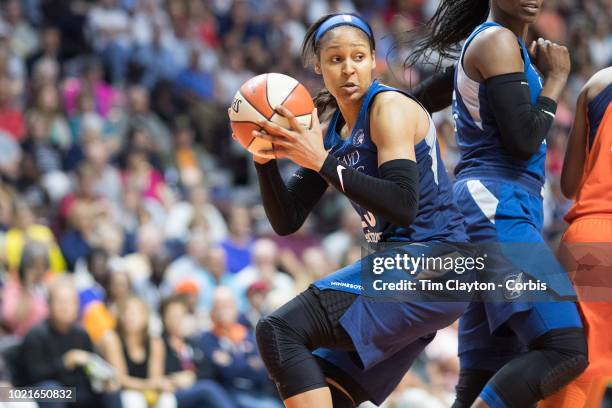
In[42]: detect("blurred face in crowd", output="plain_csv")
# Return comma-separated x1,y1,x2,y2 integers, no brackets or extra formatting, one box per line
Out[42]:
14,202,35,229
315,26,375,107
22,255,49,286
228,206,252,238
302,247,332,279
493,0,544,23
187,231,209,265
0,76,12,106
252,239,278,271
41,27,60,54
37,85,60,112
210,288,238,328
163,300,188,338
6,1,22,24
120,297,149,337
128,87,150,114
85,138,110,168
109,270,132,302
49,283,80,330
100,0,117,9
207,247,227,281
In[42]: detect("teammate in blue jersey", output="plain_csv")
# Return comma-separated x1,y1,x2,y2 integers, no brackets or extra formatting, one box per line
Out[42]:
248,13,471,408
402,1,589,407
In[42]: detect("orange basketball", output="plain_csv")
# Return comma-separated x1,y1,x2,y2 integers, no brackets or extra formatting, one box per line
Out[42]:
228,73,314,159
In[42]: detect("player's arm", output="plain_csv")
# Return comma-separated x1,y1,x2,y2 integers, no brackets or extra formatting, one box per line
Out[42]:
254,160,328,236
411,65,456,114
253,119,330,236
318,92,420,227
467,28,568,160
560,89,588,199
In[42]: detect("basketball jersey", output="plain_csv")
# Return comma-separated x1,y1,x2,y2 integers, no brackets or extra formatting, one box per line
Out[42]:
324,80,466,243
565,82,612,223
453,22,546,194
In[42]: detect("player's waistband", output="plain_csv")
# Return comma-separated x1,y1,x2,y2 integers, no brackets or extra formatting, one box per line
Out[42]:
456,167,544,196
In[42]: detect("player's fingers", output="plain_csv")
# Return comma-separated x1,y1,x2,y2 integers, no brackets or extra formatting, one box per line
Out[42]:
252,130,291,147
528,41,537,58
274,105,301,131
310,108,321,132
258,146,288,159
256,119,293,139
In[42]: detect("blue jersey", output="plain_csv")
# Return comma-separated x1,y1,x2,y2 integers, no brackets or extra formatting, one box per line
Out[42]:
587,82,612,148
324,80,466,243
453,21,546,194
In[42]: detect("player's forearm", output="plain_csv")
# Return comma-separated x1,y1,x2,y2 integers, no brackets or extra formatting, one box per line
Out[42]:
319,155,419,227
485,72,557,160
255,160,328,235
412,65,456,114
540,74,567,103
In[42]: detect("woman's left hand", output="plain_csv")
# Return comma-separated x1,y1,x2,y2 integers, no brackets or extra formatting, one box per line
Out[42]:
253,106,328,171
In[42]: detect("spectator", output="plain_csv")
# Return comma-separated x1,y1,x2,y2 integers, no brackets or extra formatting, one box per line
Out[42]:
133,23,182,89
87,0,131,85
199,287,282,408
221,206,255,274
234,238,295,310
26,26,63,77
124,86,172,156
1,241,50,336
4,0,38,59
160,295,236,408
4,200,66,273
165,184,227,243
26,84,71,151
0,76,25,141
100,296,176,407
20,278,121,408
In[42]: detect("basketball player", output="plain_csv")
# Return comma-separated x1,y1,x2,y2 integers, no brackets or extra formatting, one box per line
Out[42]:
402,1,589,407
248,13,472,408
539,67,612,407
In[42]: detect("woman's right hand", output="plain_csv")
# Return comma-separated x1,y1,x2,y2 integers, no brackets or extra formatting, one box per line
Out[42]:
528,38,571,82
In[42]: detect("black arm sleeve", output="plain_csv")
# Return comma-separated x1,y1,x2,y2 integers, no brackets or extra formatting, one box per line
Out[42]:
485,72,557,161
319,156,419,227
254,160,328,236
412,65,456,114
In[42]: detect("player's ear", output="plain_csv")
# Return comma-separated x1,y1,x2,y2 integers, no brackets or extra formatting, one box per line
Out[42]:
371,50,376,70
314,62,322,75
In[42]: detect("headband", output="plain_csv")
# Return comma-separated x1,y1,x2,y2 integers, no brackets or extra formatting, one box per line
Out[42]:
314,14,373,45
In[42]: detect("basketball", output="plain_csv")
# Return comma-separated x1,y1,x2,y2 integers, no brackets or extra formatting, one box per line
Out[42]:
228,73,315,159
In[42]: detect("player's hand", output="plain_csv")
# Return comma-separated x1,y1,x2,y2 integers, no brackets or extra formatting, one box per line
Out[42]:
253,106,328,171
528,38,570,82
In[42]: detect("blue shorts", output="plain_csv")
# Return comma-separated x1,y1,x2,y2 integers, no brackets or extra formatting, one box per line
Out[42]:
313,334,434,405
312,241,470,403
453,177,582,369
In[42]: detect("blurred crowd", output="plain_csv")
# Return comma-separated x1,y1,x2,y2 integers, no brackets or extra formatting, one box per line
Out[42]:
0,0,609,407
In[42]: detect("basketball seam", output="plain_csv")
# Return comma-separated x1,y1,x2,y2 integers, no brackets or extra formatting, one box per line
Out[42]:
241,74,274,120
278,81,300,111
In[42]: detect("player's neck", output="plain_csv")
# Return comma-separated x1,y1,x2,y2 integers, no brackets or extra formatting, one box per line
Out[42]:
488,11,529,41
336,101,360,139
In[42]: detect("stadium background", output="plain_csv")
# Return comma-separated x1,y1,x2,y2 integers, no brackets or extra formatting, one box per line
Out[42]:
0,0,610,407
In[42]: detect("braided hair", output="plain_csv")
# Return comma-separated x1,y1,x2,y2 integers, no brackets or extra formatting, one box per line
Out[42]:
401,0,490,71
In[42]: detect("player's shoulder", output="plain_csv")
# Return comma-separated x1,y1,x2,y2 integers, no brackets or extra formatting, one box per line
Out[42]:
465,26,523,78
466,26,522,65
583,67,612,103
370,89,422,116
470,26,519,52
